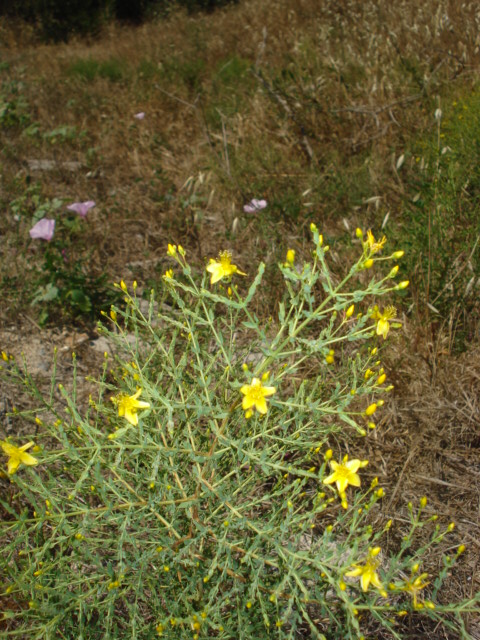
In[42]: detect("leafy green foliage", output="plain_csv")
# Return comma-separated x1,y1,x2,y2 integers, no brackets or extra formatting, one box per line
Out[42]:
1,233,476,638
393,92,480,348
66,58,127,83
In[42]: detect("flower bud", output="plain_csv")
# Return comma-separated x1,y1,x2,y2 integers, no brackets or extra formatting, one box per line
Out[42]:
365,403,377,416
396,280,410,289
286,249,295,265
346,304,354,318
389,265,399,277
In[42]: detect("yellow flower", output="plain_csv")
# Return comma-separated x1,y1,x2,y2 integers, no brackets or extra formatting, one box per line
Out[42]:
206,251,246,284
345,547,384,593
164,269,173,279
115,389,150,426
372,305,397,339
395,572,430,608
1,441,39,475
167,244,177,256
240,377,276,415
323,456,367,493
366,230,387,254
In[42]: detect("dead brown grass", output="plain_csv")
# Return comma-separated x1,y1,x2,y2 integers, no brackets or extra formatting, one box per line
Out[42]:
1,0,479,287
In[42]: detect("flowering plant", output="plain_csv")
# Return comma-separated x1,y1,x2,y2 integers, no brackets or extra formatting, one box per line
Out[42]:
0,228,476,639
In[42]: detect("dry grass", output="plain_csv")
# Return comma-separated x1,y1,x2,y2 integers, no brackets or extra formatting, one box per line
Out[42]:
1,0,480,636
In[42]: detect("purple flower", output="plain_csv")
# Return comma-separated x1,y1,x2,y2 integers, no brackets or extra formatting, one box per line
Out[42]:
243,199,267,213
29,218,55,241
67,201,96,218
134,112,145,120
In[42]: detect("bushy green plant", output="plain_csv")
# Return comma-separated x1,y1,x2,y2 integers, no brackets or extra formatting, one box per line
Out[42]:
5,186,120,325
396,96,480,348
0,81,31,130
1,228,478,639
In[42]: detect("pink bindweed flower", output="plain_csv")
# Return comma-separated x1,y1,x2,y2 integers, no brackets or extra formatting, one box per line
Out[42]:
243,199,267,213
134,112,145,120
66,201,96,218
29,218,55,241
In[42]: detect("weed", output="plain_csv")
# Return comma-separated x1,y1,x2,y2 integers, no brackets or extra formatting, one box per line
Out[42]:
1,232,477,638
66,57,127,83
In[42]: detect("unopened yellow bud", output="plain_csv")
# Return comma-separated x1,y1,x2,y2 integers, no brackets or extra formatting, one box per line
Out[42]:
286,249,295,264
365,403,377,416
457,544,466,555
167,243,177,256
364,258,374,269
355,228,363,238
346,304,354,318
392,250,405,259
377,373,386,385
310,222,317,232
420,496,427,508
389,265,399,277
178,245,185,256
396,280,410,289
110,309,117,321
324,449,333,460
261,371,270,381
120,280,127,292
447,522,455,532
376,488,384,498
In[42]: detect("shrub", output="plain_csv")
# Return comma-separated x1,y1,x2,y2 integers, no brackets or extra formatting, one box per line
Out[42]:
1,228,477,638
